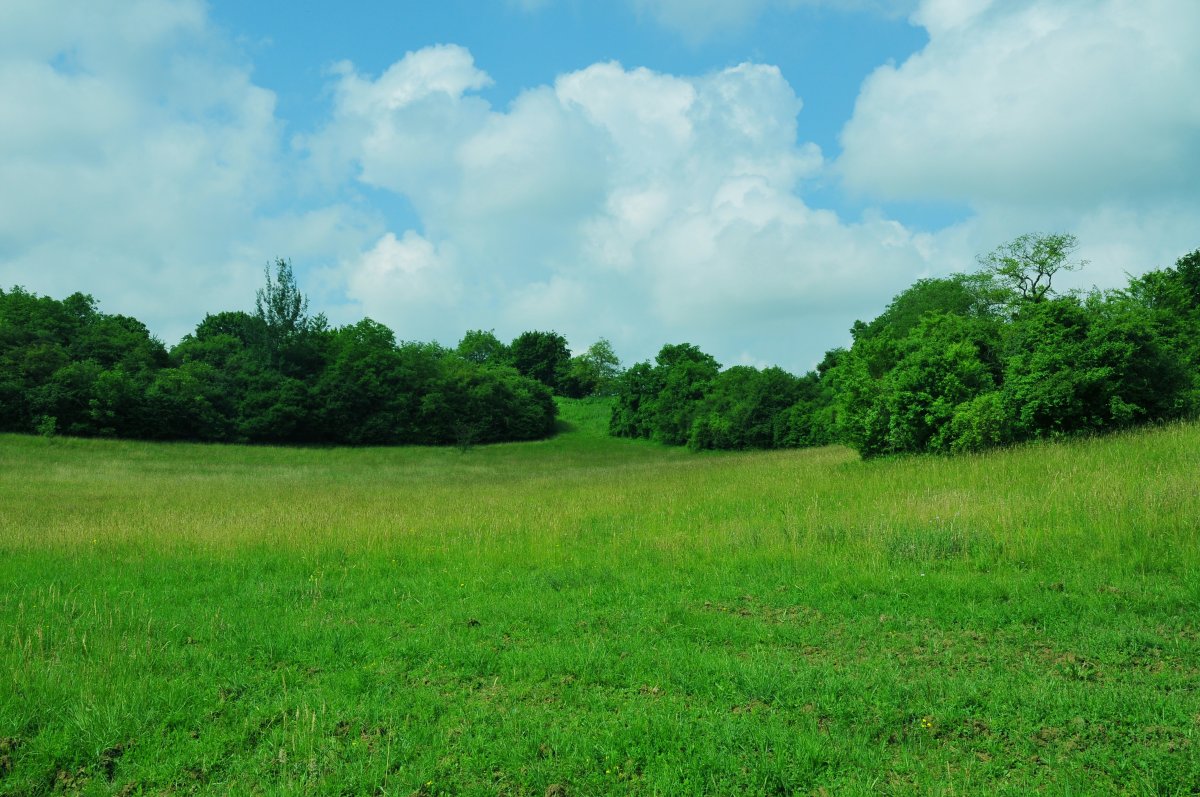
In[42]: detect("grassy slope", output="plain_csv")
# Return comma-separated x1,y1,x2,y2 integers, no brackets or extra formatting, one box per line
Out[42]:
0,399,1197,795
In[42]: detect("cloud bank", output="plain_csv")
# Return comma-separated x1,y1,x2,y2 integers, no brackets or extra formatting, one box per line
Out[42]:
0,0,378,344
1,0,1196,372
839,0,1200,287
307,47,940,366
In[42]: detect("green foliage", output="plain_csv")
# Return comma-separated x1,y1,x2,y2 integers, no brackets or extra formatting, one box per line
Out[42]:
254,258,310,355
5,234,1196,458
946,391,1013,453
509,330,571,393
851,274,993,344
34,414,56,439
558,338,623,398
647,344,720,445
1123,248,1200,413
145,362,235,441
313,320,411,444
86,366,152,438
976,231,1084,306
0,287,167,437
455,328,509,366
688,366,803,451
608,361,659,439
832,234,1196,458
609,233,1196,460
609,341,842,454
0,268,558,447
609,343,720,446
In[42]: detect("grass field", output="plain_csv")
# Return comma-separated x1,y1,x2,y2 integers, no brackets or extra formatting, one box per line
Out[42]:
1,398,1198,795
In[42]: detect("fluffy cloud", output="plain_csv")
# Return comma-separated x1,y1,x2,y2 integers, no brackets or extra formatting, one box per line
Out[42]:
838,0,1200,283
10,0,1188,372
312,51,937,368
841,0,1200,205
0,0,380,344
6,1,931,367
341,232,462,334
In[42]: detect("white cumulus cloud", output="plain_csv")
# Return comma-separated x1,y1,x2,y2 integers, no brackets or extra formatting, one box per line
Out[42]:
312,50,937,369
342,232,462,334
0,0,381,344
841,0,1200,206
837,0,1200,291
10,0,1188,371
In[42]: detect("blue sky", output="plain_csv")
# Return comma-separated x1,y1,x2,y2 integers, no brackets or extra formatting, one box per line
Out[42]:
2,0,1198,373
209,1,951,232
209,2,925,160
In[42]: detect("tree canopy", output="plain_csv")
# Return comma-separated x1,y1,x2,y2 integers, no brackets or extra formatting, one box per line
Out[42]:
611,234,1200,458
0,266,560,446
5,234,1196,457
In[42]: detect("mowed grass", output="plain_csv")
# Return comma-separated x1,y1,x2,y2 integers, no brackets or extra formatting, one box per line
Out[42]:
1,398,1198,795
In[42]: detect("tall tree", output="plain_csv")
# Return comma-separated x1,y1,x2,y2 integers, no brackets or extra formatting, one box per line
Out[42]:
977,232,1084,306
509,330,571,393
254,258,317,370
559,338,623,398
255,258,309,336
456,329,509,366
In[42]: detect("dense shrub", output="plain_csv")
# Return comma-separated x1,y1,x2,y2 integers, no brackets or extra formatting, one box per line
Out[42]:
0,264,558,446
611,237,1200,458
831,240,1199,457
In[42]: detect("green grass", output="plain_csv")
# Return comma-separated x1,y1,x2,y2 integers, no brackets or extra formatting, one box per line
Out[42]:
1,399,1198,795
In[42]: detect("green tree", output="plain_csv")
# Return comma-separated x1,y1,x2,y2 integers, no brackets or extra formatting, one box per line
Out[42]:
559,338,623,398
774,350,845,449
509,330,571,393
645,344,720,446
852,275,994,344
836,312,1001,457
421,358,557,444
609,361,662,439
87,367,152,438
188,311,266,349
977,232,1084,306
688,366,802,451
145,362,235,441
313,319,412,445
456,329,509,366
254,258,325,373
582,338,622,396
885,313,1000,454
1001,294,1187,439
1125,248,1200,413
256,258,309,338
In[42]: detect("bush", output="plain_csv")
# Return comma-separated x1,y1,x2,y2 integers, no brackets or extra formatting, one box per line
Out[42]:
948,392,1013,453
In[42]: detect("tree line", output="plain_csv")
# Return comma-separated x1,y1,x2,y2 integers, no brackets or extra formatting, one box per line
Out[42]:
5,234,1196,457
0,260,618,446
611,234,1200,457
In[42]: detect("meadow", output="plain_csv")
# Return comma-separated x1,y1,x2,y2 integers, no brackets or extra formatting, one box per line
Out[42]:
1,398,1197,795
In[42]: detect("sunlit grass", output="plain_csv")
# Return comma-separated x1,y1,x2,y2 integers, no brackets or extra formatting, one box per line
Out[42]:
1,401,1197,794
5,404,1195,572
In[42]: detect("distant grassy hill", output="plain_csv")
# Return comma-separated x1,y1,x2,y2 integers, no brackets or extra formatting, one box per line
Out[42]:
0,409,1197,794
555,395,617,437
